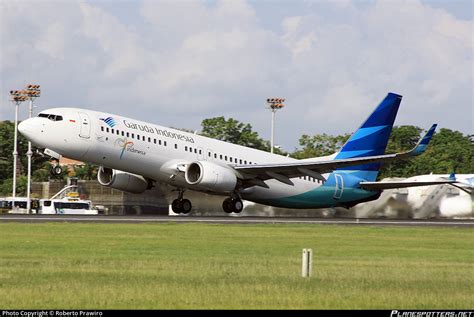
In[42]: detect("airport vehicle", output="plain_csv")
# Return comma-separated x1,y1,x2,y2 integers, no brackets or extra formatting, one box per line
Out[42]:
38,192,98,215
0,195,97,215
0,197,39,214
18,92,456,214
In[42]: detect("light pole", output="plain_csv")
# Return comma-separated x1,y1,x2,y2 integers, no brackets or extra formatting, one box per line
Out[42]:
24,85,41,214
9,90,28,210
266,98,285,153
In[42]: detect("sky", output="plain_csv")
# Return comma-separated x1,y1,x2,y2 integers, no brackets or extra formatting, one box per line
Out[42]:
1,0,472,152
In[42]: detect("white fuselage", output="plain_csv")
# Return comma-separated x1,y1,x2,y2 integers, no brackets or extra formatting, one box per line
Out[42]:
19,108,342,208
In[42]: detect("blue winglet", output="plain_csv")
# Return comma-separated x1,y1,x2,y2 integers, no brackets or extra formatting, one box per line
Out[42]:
410,124,437,156
448,172,456,181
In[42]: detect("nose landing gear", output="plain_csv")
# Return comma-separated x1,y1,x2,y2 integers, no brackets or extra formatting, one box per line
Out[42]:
40,148,63,176
50,161,63,176
51,165,63,176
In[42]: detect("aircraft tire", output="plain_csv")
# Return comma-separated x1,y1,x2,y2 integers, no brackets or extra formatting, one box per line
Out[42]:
51,165,62,176
232,199,243,213
181,199,192,214
172,199,183,214
222,198,233,213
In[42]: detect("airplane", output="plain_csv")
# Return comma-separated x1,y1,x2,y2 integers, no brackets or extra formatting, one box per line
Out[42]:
18,92,456,214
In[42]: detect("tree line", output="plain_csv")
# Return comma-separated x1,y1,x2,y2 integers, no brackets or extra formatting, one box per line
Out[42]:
0,118,472,196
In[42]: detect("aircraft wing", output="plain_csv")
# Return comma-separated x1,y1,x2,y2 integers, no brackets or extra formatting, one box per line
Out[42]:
235,124,437,182
359,180,457,191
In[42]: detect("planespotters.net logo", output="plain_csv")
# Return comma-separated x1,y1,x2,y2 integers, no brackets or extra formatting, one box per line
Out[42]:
100,117,117,128
391,311,473,317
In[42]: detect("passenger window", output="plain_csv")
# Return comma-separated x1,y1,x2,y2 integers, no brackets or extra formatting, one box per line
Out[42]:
239,159,242,164
230,157,233,163
225,156,227,161
220,155,223,160
199,149,202,154
174,144,177,149
244,160,247,164
208,152,211,157
154,139,156,144
159,140,162,145
148,137,151,142
143,136,145,141
101,127,104,132
164,141,167,146
131,133,134,138
111,129,114,134
194,149,197,154
116,130,120,135
137,134,140,140
214,153,217,159
126,132,130,137
185,146,188,151
121,131,124,136
106,128,109,133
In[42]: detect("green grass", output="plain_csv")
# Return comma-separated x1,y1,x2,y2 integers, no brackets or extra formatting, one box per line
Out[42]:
0,222,472,309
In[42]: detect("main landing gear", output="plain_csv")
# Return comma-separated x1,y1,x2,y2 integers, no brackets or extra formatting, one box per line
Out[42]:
222,197,243,214
171,189,192,214
171,189,243,214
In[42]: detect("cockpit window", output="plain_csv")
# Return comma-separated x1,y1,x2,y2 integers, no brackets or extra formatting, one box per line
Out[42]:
38,113,63,121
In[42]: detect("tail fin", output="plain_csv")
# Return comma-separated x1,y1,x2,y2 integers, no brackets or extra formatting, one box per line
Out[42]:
335,92,402,181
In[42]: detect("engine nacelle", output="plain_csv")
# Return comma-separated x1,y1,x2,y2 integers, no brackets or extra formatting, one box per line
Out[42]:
98,167,149,194
185,161,237,193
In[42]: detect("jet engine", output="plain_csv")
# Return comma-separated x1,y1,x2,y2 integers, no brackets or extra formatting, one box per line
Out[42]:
185,161,237,193
98,167,150,194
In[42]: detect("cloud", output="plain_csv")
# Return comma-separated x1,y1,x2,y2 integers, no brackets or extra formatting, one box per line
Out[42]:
1,0,472,150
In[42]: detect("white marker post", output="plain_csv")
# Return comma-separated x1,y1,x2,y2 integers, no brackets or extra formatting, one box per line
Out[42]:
302,248,312,278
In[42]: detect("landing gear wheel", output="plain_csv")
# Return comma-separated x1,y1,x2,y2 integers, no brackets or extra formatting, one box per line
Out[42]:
172,199,183,214
222,198,233,213
51,165,62,176
232,199,243,213
181,199,192,214
171,198,192,214
222,198,243,213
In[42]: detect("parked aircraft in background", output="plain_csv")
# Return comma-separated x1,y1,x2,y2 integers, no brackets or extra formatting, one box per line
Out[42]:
352,173,471,218
18,92,456,214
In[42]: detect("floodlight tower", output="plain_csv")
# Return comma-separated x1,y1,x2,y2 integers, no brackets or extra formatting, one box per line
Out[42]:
9,90,28,210
24,84,41,214
266,97,285,153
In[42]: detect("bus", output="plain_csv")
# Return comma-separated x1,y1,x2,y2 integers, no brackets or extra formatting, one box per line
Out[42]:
38,197,98,215
0,197,39,214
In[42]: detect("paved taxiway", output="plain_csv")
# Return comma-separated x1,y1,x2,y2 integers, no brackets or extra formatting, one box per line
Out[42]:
0,214,473,227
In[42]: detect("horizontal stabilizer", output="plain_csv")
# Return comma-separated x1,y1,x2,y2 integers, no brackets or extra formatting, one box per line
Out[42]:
360,179,457,191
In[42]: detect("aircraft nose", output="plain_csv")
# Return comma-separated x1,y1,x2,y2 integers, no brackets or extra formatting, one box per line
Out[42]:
18,118,36,140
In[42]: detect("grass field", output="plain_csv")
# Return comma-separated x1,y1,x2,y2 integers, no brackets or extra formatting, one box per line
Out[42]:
0,222,472,309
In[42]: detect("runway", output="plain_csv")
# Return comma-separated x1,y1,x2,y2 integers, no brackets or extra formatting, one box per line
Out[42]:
0,214,473,227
